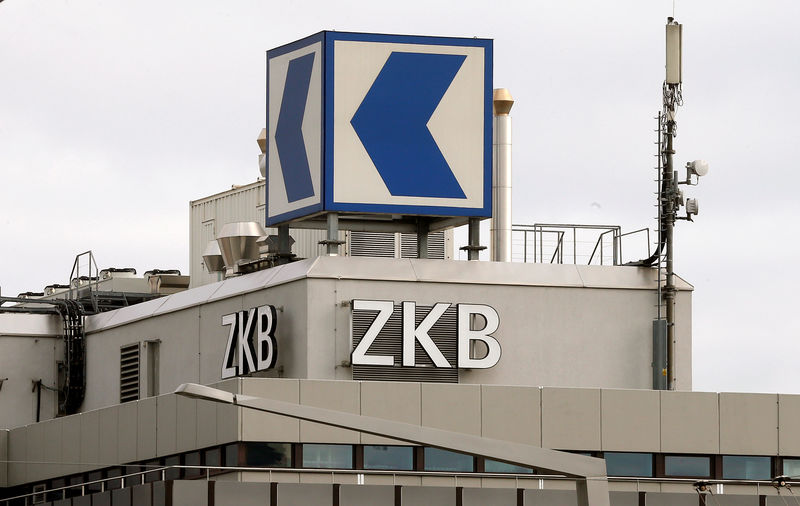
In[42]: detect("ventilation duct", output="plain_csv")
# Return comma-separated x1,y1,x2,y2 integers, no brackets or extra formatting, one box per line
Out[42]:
202,240,225,273
216,222,267,269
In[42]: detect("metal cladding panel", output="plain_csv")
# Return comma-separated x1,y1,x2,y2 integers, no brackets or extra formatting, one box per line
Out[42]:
266,32,492,225
352,304,458,383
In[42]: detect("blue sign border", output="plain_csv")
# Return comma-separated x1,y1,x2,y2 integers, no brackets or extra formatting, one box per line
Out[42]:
266,31,493,225
324,31,493,218
266,31,326,226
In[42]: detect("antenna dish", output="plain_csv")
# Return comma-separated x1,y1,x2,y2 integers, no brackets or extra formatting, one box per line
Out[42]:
688,160,709,177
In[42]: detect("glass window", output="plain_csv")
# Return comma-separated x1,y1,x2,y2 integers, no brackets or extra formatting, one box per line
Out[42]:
363,446,414,471
245,443,292,468
47,478,65,502
106,468,122,490
85,471,103,493
164,455,181,480
424,448,474,472
144,459,163,483
66,475,83,498
722,456,771,480
124,465,144,486
205,447,221,470
664,455,711,477
484,459,533,474
184,451,202,478
224,443,240,467
605,453,653,477
784,459,800,479
302,444,353,469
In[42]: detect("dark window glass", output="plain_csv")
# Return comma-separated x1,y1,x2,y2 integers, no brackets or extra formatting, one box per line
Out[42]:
605,453,653,477
722,456,771,480
784,459,800,479
164,455,181,480
302,444,353,469
144,459,162,483
664,455,711,477
106,467,122,490
205,447,221,470
184,451,202,478
124,465,144,486
85,470,103,493
363,446,414,471
424,448,474,472
61,475,82,498
46,478,65,502
224,443,240,467
484,459,533,474
245,443,292,468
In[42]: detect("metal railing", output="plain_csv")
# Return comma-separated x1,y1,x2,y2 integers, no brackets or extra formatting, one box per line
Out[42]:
512,224,651,266
3,464,796,505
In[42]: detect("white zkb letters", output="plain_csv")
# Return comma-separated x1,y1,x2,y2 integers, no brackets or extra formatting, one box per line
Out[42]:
221,304,279,379
351,300,501,369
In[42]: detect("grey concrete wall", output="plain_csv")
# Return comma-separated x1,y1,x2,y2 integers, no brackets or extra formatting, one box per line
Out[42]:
6,380,239,486
82,279,308,412
0,330,61,428
214,481,271,505
76,257,693,417
8,378,800,488
0,429,7,488
1,257,694,433
239,378,800,457
324,263,692,390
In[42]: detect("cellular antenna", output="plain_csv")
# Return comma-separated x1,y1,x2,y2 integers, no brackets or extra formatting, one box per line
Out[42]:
652,17,708,391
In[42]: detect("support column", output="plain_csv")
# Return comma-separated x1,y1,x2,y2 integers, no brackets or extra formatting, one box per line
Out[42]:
327,213,339,256
277,225,292,264
318,213,345,256
417,220,429,259
576,478,611,506
459,217,486,260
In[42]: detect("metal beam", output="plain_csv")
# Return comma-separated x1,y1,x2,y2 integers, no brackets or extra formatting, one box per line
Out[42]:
175,383,610,505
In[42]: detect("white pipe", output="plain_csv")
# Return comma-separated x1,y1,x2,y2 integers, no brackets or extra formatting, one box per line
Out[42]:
491,89,514,262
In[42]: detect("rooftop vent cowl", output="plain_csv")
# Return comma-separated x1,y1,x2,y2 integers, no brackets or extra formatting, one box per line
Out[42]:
216,221,267,268
202,240,225,273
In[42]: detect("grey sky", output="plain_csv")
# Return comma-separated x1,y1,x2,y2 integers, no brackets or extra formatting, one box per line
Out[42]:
1,1,798,393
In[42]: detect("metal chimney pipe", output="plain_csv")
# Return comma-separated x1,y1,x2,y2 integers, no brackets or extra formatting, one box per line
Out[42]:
491,88,514,262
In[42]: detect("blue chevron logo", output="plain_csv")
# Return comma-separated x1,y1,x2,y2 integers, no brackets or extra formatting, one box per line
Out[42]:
350,52,467,199
275,53,316,202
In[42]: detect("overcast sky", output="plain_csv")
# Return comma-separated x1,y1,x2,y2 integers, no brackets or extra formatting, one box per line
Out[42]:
1,1,798,394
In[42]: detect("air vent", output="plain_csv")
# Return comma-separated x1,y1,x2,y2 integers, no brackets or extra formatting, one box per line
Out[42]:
350,232,396,258
400,231,445,259
120,343,140,403
352,304,458,383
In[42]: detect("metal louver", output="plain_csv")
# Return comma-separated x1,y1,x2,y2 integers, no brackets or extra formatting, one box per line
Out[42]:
349,231,446,259
120,343,140,403
352,304,458,383
400,232,445,259
350,231,396,257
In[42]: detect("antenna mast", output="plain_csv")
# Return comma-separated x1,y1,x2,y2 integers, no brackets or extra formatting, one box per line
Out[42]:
661,17,683,390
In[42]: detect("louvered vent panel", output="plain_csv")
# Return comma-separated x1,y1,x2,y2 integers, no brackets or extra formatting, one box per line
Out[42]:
400,232,446,259
352,304,458,383
350,232,396,258
120,343,140,403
